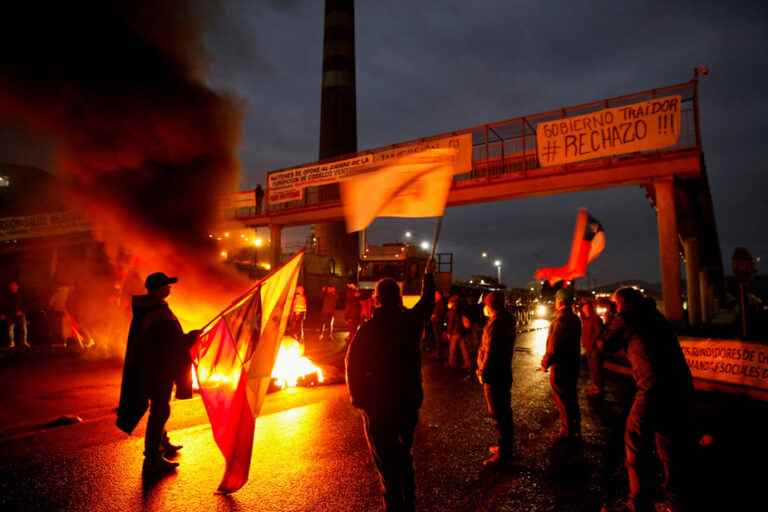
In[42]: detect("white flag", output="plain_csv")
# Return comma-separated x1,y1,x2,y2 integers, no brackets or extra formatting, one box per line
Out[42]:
341,148,461,232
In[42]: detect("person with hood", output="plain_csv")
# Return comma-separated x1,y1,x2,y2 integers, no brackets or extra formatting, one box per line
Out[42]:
116,272,200,474
541,288,582,439
476,291,516,469
345,260,435,512
598,288,692,512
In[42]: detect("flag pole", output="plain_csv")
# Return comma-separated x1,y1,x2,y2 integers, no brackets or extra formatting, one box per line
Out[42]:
430,215,444,261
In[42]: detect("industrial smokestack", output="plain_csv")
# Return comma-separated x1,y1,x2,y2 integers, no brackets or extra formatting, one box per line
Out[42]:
316,0,359,276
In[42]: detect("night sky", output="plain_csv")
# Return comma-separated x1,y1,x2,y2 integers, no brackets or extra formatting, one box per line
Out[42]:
3,1,768,287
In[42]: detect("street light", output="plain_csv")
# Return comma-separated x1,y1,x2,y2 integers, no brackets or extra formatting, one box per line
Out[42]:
494,260,502,285
405,231,412,239
420,241,430,251
482,252,488,258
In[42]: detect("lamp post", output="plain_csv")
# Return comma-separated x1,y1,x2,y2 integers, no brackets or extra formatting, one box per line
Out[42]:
494,260,502,285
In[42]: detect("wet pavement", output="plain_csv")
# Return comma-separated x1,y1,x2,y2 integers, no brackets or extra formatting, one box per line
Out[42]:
0,324,766,511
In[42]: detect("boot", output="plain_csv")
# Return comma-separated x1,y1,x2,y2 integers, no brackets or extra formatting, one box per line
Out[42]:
161,435,183,456
142,454,179,473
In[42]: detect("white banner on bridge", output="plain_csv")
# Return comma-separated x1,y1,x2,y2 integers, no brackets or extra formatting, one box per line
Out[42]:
267,133,472,205
536,95,681,166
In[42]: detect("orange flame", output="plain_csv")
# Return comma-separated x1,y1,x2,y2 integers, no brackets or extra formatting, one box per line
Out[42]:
270,337,324,389
190,336,323,392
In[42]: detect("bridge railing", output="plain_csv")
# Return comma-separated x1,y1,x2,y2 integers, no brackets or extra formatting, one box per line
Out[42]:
248,80,699,218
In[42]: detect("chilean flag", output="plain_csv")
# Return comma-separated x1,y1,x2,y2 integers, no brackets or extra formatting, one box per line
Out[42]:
535,209,605,285
190,252,303,493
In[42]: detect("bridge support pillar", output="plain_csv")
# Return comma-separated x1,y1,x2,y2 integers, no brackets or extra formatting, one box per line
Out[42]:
269,224,282,269
654,179,683,323
683,238,701,326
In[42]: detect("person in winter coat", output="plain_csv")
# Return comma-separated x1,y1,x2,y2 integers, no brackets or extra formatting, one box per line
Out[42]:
116,272,200,474
345,283,362,340
320,285,337,340
598,287,692,512
445,294,472,370
476,291,516,469
290,285,307,342
579,299,604,396
541,288,582,439
345,261,435,512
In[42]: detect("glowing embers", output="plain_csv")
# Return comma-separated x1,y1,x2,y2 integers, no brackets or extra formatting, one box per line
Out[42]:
270,337,324,389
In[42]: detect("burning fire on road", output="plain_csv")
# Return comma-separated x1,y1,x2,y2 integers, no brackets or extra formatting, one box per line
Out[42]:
270,338,325,389
191,336,324,392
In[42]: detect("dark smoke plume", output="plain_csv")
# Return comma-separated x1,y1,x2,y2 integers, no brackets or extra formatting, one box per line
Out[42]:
0,1,246,344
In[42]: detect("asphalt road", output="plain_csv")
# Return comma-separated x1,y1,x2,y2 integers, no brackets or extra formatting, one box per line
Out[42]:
0,325,766,511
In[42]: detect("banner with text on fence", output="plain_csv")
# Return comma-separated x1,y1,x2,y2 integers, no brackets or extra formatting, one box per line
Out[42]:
536,95,681,167
680,338,768,391
267,133,472,204
0,211,90,242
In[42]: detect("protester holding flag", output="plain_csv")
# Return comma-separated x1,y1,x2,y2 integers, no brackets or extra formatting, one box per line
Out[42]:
345,260,435,512
540,288,582,440
116,272,200,474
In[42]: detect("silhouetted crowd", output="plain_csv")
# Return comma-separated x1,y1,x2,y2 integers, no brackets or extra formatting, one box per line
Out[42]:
345,265,691,512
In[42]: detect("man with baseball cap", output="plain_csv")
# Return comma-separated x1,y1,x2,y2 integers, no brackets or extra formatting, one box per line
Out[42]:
117,272,200,474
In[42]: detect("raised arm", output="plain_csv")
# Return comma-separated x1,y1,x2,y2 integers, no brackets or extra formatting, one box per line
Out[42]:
410,260,436,320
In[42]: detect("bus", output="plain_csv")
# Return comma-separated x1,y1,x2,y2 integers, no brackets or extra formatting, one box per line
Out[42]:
359,243,453,308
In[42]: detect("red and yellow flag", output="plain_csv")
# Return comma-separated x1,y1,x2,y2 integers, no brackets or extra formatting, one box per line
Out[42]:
535,209,605,285
190,252,303,493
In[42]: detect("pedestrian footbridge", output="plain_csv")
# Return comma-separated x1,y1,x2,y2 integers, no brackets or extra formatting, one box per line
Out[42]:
229,78,721,325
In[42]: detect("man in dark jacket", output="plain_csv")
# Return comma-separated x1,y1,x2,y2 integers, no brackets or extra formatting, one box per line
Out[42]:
116,272,200,474
345,261,435,512
541,288,582,438
476,291,516,469
599,288,692,512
